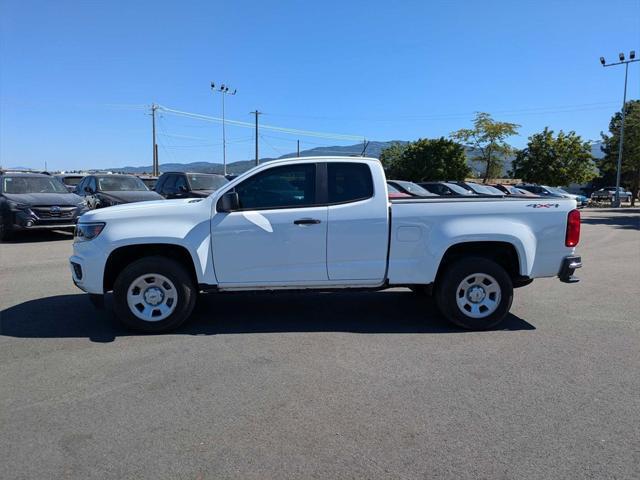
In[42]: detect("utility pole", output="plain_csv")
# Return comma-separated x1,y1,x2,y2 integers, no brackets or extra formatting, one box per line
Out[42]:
211,82,237,176
297,140,300,157
151,103,159,176
600,51,639,207
251,110,262,165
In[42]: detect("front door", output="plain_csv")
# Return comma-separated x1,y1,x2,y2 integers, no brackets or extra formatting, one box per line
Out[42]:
211,163,328,286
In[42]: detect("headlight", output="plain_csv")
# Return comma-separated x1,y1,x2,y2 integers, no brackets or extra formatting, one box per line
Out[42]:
77,200,88,208
8,201,30,211
74,222,105,242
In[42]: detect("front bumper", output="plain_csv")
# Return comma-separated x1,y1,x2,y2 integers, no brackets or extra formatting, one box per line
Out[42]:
558,255,582,283
9,207,85,231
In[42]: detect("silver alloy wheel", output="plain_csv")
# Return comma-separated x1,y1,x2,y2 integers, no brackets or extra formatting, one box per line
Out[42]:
455,273,501,319
126,273,178,322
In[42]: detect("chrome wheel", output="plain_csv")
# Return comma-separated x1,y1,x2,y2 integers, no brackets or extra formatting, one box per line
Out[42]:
455,273,501,319
126,273,178,322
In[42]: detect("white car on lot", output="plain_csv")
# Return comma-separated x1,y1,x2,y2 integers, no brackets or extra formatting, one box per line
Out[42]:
70,157,582,332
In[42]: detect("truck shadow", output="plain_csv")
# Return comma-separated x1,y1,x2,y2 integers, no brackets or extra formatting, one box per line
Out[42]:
0,291,535,343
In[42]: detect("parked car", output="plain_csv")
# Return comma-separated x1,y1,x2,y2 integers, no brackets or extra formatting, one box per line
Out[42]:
54,174,85,193
517,184,564,197
155,172,229,199
137,175,159,190
549,187,589,207
590,187,632,203
518,184,587,206
71,157,582,333
1,171,88,240
75,174,163,209
386,180,437,197
451,181,504,196
386,183,411,198
418,181,475,196
491,184,537,197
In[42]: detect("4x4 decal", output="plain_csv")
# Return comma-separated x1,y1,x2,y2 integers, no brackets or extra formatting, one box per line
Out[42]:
526,203,560,208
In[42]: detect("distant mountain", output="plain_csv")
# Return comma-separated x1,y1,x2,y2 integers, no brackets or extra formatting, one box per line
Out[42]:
110,141,405,175
107,139,606,176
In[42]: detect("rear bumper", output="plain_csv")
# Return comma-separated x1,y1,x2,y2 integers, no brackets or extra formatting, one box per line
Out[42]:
558,255,582,283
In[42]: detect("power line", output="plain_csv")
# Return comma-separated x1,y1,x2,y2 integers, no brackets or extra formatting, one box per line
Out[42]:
156,105,366,141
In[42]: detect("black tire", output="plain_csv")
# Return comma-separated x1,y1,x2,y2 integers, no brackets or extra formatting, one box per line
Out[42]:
113,256,197,333
409,285,430,296
435,256,513,330
0,221,12,242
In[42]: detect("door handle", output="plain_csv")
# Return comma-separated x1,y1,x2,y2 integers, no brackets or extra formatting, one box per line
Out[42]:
294,218,321,225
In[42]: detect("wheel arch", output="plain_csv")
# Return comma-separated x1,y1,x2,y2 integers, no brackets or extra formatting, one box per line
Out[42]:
435,241,525,284
103,243,199,292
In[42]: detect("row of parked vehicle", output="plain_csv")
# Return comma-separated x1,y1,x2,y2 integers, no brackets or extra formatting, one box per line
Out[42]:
385,179,591,207
0,167,630,241
0,170,231,240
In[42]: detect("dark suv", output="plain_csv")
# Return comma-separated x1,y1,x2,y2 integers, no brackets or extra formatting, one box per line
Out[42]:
75,174,164,209
0,171,88,240
155,172,228,199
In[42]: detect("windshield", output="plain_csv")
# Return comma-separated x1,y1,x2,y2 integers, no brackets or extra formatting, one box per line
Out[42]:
394,181,432,196
58,176,83,186
97,176,148,191
188,174,228,191
2,176,69,194
466,183,502,195
444,183,474,195
547,187,569,195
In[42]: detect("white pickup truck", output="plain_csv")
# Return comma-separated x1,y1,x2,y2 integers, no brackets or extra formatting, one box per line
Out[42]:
70,157,582,332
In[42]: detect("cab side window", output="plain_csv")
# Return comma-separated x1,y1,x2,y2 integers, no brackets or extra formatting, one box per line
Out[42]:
327,163,373,203
234,164,316,210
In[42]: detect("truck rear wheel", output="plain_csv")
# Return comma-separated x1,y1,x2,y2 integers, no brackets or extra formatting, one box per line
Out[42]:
113,256,196,333
435,256,513,330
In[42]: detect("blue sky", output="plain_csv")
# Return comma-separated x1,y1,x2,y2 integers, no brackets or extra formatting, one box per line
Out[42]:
1,0,639,171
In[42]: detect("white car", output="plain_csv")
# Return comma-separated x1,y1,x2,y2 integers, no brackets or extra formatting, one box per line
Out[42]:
70,157,582,332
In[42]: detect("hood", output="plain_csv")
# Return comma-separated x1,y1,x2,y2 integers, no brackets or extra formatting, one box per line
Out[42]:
3,192,83,206
80,197,210,222
100,190,164,204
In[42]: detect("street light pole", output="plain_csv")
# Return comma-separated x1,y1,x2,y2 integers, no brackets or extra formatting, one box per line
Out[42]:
211,82,237,176
600,51,638,207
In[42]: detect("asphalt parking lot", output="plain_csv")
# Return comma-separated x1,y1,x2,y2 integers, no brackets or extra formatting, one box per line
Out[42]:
0,209,638,479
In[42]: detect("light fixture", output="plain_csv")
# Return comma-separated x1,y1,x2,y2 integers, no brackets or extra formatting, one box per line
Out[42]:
630,51,636,60
619,52,625,61
600,56,606,65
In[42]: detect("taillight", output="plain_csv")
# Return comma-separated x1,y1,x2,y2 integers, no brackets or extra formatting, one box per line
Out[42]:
565,209,581,247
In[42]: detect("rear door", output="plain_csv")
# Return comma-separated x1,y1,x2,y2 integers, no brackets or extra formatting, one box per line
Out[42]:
211,163,328,285
326,162,389,281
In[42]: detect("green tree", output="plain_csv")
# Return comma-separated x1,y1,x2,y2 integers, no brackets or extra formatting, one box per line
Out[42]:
599,100,640,206
378,142,408,175
450,112,519,182
510,127,597,186
380,137,470,181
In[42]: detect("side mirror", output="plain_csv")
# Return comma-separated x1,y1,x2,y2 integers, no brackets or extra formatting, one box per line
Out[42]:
84,186,94,194
218,191,239,212
178,185,188,192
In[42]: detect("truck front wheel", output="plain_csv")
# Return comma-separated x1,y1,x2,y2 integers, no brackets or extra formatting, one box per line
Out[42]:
113,256,197,333
435,257,513,330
